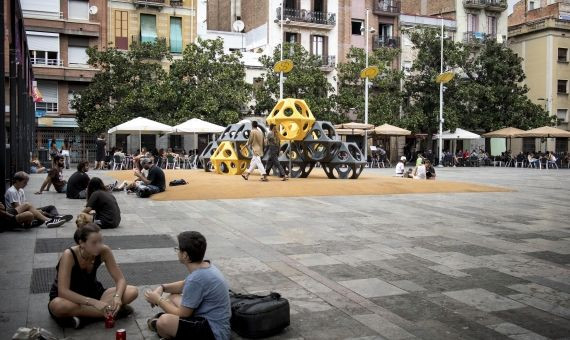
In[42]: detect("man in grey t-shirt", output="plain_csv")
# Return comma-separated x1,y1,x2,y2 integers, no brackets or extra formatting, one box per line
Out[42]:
145,231,231,340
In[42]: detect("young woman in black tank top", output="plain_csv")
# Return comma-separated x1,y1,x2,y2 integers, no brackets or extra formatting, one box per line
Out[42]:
48,223,138,328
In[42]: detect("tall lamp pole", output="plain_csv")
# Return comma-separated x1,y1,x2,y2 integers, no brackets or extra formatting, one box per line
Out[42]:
364,9,370,162
438,16,444,167
280,4,284,100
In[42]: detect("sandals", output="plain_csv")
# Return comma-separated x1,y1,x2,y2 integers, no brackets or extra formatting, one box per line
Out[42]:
241,174,249,181
147,312,164,333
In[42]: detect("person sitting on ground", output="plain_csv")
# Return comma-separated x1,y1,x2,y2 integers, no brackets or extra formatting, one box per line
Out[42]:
76,178,121,229
5,171,69,228
30,157,46,174
66,161,91,199
49,140,61,167
36,155,67,194
144,231,231,340
412,160,427,180
395,156,406,177
48,223,138,329
133,158,166,196
425,159,436,180
0,202,35,230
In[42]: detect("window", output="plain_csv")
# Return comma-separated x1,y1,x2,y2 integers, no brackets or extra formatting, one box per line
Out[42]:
170,17,183,53
115,11,128,50
253,77,264,89
311,35,325,56
27,32,60,65
467,13,479,32
558,80,568,94
21,0,60,18
351,20,363,35
285,32,299,43
313,0,325,12
379,23,393,38
403,61,412,75
284,0,297,10
522,138,535,153
30,50,60,66
140,14,157,43
556,138,568,152
557,109,568,122
529,1,535,10
68,0,88,20
36,80,58,113
68,37,89,66
558,48,568,62
487,16,497,36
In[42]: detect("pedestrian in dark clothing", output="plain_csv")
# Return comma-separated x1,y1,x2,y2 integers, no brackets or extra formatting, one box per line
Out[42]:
264,124,288,181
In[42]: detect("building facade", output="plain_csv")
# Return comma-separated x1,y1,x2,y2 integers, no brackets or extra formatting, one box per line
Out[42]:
509,0,570,139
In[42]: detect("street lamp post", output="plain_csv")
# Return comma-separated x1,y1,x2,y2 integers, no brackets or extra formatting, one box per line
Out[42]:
280,4,284,100
438,16,444,168
364,9,370,162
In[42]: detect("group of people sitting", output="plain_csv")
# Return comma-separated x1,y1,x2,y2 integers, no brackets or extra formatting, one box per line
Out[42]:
48,227,231,339
395,156,436,180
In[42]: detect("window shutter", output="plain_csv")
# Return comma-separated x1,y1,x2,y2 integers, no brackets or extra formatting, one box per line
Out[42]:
68,0,88,20
140,14,157,43
310,34,314,55
38,81,58,103
27,32,59,52
68,46,88,65
170,17,183,53
21,0,60,16
323,36,328,59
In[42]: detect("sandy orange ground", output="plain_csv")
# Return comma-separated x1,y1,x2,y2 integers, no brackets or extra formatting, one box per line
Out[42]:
106,169,511,201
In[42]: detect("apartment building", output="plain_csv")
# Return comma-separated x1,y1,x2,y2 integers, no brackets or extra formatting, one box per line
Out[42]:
338,0,401,64
508,0,570,151
20,0,108,156
107,0,196,56
198,0,339,107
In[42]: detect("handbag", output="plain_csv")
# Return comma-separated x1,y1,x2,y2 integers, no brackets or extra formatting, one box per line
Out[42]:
229,290,290,339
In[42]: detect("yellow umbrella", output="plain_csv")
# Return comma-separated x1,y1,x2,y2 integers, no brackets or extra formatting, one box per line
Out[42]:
373,124,411,136
514,126,570,138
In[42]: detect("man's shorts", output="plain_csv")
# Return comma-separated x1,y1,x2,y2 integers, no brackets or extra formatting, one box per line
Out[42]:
176,316,215,340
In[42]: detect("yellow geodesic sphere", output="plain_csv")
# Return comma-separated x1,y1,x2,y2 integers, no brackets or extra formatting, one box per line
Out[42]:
211,141,249,175
266,98,316,141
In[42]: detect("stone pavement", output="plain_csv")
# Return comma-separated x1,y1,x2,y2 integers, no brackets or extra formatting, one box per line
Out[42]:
0,167,569,339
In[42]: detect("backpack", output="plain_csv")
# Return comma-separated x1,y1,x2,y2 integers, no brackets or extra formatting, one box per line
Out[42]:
229,290,290,339
169,179,187,186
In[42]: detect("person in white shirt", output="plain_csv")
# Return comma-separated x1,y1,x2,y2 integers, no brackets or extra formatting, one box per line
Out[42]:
413,163,427,180
395,156,406,177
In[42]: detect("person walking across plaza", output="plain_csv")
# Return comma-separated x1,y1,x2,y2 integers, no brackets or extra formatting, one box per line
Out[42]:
241,121,268,181
95,134,106,170
61,139,71,169
264,124,288,181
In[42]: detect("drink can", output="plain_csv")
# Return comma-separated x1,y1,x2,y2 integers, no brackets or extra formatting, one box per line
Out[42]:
116,328,126,340
105,314,115,328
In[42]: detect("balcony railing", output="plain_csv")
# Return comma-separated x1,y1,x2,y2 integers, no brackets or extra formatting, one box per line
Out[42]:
31,58,63,67
373,0,400,15
134,0,165,7
373,35,400,49
315,55,336,68
463,0,486,9
463,31,487,44
486,0,507,11
277,7,336,26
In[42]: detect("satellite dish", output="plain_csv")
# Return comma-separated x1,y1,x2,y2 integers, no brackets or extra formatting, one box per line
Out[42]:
89,6,98,15
232,20,245,32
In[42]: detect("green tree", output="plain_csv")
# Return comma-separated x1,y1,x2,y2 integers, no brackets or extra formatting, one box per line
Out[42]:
167,38,252,126
254,42,337,122
335,46,403,125
459,39,554,131
72,39,172,133
401,28,469,148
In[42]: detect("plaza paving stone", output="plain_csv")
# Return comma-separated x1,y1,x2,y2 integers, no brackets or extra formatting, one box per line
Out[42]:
0,166,569,339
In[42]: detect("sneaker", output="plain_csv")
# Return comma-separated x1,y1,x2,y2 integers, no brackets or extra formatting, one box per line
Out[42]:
30,220,44,228
147,312,164,332
45,218,66,228
55,316,81,329
71,316,81,329
58,215,73,222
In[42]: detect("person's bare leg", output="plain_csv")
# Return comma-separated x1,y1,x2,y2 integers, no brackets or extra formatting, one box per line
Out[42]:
15,211,34,225
48,297,106,319
16,203,49,222
156,313,181,339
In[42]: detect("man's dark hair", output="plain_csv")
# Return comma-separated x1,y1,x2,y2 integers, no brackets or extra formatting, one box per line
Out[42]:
251,121,258,128
178,231,207,263
13,171,29,182
53,155,63,162
77,160,89,172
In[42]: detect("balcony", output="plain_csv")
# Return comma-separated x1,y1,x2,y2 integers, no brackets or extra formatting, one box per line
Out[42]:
486,0,508,11
31,58,63,67
463,0,486,10
373,1,400,16
315,55,336,71
276,7,336,29
373,35,400,49
463,31,487,44
134,0,165,9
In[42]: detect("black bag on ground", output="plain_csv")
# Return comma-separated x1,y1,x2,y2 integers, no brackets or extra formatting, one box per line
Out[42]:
169,179,187,186
229,290,290,339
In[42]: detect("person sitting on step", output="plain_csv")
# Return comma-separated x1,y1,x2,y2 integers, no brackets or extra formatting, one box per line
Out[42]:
76,177,121,229
48,223,138,329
